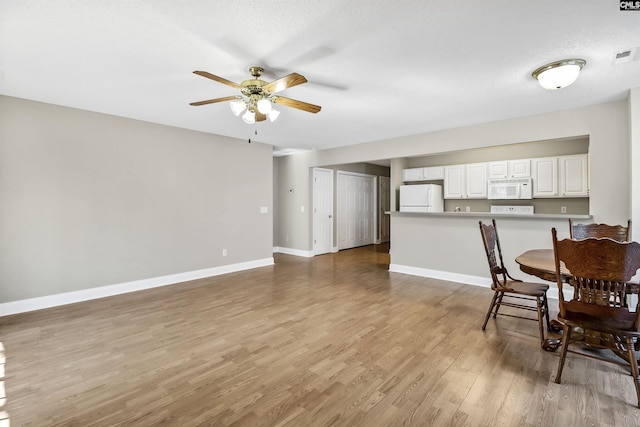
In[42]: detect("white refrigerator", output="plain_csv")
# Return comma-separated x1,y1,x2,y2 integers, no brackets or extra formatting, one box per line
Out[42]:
399,184,444,212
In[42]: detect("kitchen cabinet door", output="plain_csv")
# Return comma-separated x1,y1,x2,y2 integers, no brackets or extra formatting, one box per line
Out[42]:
532,157,558,197
559,154,588,197
444,165,465,199
466,163,488,198
402,167,424,182
422,166,444,180
508,159,531,178
488,161,508,179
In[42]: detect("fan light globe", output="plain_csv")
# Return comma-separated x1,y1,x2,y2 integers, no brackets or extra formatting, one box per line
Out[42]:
532,59,585,90
229,100,246,116
242,110,255,124
268,108,280,122
257,98,272,114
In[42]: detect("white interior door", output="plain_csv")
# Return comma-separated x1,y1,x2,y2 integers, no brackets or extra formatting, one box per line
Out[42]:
313,168,334,255
337,172,375,250
379,176,390,243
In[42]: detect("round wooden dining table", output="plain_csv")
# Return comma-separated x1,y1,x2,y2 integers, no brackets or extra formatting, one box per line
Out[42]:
515,249,564,282
515,248,639,352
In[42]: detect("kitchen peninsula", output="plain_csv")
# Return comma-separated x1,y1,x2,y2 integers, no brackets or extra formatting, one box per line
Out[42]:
387,212,587,296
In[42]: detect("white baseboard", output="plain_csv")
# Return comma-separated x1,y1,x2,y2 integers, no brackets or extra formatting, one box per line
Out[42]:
0,257,275,317
273,247,315,258
388,263,559,300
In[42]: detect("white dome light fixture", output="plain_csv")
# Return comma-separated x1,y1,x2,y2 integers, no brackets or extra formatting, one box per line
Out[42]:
532,59,586,90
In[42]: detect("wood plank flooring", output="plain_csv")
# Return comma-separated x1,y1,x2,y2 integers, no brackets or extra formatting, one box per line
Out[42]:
1,244,640,426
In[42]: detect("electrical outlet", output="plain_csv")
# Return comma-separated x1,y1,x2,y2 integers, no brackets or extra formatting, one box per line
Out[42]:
222,249,227,256
561,206,567,214
465,206,471,212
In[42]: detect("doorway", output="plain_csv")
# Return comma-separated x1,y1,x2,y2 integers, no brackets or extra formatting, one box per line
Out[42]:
337,171,376,250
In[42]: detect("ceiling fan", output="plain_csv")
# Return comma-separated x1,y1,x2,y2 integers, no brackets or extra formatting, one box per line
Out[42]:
190,66,322,124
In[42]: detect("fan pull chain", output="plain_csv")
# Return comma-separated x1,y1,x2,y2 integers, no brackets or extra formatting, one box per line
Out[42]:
248,129,257,143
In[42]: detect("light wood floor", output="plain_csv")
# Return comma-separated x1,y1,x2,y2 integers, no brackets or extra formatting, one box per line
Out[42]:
2,244,640,426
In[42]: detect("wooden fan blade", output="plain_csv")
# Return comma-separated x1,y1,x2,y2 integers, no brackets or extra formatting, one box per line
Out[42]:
189,96,238,106
273,96,321,114
193,71,242,90
263,73,307,94
255,111,267,122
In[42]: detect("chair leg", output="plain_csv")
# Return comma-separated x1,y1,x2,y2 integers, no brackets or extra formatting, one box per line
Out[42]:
555,324,572,384
482,291,499,330
493,292,504,318
543,294,552,332
625,336,640,408
536,296,546,347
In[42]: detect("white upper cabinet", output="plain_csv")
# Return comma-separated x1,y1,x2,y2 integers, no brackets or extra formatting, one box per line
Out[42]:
488,159,531,179
532,157,558,197
488,161,508,179
558,154,589,197
403,167,424,182
402,166,444,182
444,163,487,199
406,154,586,200
423,166,444,180
444,165,465,198
509,159,531,178
466,163,488,198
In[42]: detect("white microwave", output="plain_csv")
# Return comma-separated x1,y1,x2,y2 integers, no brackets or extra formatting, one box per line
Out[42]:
487,177,533,200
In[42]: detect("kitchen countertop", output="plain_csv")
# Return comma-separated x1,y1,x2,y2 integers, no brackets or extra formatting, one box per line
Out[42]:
386,211,592,220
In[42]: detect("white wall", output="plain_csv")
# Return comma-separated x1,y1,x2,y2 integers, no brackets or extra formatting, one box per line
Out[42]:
0,96,274,304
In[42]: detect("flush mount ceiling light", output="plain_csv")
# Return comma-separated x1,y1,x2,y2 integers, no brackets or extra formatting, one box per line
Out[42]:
190,66,321,123
531,59,586,90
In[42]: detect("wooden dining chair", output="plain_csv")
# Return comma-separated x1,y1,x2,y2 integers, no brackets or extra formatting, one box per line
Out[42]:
479,220,551,348
569,218,631,242
551,228,640,408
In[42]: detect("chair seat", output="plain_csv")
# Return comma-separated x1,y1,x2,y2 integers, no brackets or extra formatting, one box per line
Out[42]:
558,313,639,337
495,280,549,297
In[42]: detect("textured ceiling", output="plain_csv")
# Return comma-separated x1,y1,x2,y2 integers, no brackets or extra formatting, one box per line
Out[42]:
1,1,639,153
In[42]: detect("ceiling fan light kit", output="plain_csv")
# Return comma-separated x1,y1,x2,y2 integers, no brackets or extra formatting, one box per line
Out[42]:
532,58,586,90
229,99,246,116
190,65,321,123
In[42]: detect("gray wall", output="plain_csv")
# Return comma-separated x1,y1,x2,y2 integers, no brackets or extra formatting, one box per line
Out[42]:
275,99,634,268
0,96,273,303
